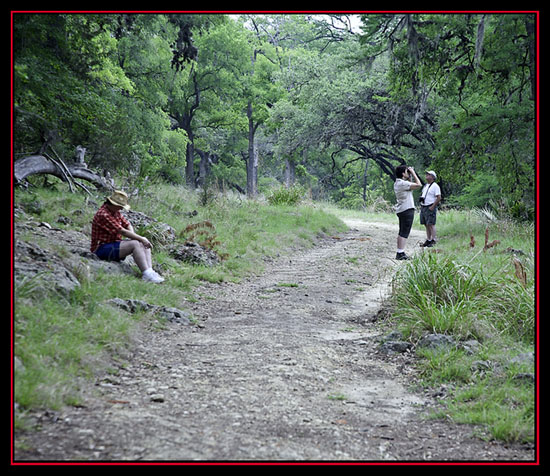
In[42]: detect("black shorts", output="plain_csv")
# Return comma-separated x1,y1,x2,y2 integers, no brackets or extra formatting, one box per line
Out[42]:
397,208,414,239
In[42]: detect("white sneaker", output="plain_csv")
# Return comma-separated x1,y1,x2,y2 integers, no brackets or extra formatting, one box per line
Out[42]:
142,269,164,283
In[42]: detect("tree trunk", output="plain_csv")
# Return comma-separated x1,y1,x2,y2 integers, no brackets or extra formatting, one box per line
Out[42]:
252,146,259,195
284,158,295,188
362,158,370,205
474,14,487,70
186,139,195,187
524,16,536,101
185,71,201,188
197,149,209,187
177,112,195,188
246,100,259,198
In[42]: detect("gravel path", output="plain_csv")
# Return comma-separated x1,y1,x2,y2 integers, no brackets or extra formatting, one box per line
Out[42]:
15,217,534,462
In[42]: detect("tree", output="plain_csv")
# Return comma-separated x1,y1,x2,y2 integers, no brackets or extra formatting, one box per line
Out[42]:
13,13,535,217
14,14,184,178
13,14,131,159
359,13,536,216
271,35,434,184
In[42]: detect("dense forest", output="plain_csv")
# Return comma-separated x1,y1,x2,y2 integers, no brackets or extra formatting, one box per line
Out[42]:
13,13,536,219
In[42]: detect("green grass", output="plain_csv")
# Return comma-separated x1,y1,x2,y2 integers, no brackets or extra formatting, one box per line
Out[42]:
14,185,536,444
391,252,534,342
14,285,139,411
13,181,346,422
129,185,346,282
387,207,536,444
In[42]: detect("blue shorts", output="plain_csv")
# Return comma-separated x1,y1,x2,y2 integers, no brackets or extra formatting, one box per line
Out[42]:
95,242,123,262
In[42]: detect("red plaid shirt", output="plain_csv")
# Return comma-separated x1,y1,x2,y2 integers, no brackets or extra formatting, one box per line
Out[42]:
90,203,131,252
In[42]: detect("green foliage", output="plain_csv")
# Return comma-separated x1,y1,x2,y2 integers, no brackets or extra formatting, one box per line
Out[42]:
13,13,535,216
446,172,500,209
266,185,306,206
358,13,535,217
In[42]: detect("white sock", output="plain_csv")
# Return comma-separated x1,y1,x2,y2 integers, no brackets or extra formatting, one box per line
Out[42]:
143,268,153,276
397,249,405,253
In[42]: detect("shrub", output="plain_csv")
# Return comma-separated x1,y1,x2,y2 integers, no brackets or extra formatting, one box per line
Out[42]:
391,252,534,342
266,185,306,206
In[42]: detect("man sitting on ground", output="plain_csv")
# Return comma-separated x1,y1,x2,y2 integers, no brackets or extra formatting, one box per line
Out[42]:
90,190,164,283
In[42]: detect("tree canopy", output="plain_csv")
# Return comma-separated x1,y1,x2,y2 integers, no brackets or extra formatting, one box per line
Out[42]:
13,12,537,218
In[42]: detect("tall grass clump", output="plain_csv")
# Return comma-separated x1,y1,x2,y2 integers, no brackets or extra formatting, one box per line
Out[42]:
266,185,306,206
391,252,534,343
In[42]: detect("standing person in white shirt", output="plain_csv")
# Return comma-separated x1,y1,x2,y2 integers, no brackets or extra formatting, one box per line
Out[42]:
393,165,422,260
419,170,442,247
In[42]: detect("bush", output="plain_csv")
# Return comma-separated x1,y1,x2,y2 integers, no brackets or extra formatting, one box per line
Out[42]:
392,252,534,343
266,185,306,206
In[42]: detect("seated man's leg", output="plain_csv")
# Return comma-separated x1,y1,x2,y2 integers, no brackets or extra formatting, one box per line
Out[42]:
119,240,150,272
117,240,163,283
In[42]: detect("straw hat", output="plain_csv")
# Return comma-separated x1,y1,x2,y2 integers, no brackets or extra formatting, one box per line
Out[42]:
106,190,130,210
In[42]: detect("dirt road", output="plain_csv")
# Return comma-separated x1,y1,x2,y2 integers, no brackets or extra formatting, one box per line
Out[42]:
15,217,534,462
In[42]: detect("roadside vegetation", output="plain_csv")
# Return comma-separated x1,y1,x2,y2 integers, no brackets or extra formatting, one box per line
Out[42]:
321,203,536,444
13,13,536,451
388,208,535,444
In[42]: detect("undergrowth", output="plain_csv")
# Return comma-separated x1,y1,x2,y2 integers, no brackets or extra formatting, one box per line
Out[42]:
388,208,536,444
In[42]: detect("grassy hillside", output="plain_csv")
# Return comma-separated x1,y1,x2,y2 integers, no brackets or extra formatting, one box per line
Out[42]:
13,182,346,421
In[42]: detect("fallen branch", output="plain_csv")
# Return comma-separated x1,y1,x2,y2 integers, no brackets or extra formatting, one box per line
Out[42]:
14,154,111,190
43,152,75,192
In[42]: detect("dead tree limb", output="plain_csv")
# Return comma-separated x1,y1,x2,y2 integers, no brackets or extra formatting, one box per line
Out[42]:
14,155,111,190
43,152,75,192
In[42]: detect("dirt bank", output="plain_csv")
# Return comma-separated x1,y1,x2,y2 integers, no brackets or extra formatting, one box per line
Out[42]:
14,217,534,462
